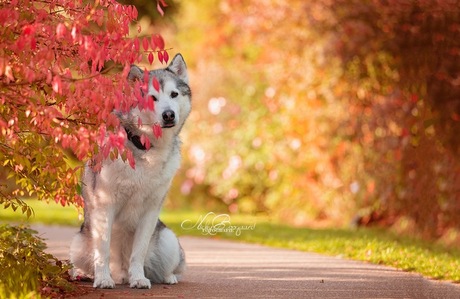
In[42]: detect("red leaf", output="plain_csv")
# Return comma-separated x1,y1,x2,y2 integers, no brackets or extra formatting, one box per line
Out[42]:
147,94,155,111
131,5,138,19
153,123,162,139
143,69,149,92
157,2,165,17
133,37,140,51
156,0,168,17
71,26,79,41
152,34,165,50
142,37,149,51
140,134,151,150
152,76,160,92
30,37,36,50
127,150,135,169
56,23,67,39
52,76,62,94
158,51,164,64
22,25,34,35
163,51,169,64
148,52,154,64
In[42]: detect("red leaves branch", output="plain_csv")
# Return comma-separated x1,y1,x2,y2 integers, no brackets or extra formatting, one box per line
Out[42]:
0,0,170,206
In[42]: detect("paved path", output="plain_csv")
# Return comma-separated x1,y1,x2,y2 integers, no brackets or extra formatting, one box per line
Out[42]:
33,224,460,299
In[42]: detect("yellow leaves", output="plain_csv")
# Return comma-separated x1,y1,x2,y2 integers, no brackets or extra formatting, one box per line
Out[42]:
0,130,82,209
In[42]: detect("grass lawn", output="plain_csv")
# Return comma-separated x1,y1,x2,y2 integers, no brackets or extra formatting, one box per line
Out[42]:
1,200,460,283
0,199,82,226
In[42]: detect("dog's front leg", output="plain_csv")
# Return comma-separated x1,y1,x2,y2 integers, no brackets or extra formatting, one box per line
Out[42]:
92,207,116,289
128,210,159,289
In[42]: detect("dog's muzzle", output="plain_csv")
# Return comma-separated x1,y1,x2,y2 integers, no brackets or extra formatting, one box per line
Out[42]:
162,110,176,128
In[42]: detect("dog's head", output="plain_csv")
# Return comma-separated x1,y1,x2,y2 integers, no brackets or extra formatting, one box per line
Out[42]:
122,54,191,147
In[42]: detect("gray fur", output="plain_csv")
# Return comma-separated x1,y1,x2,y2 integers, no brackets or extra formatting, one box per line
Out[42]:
70,54,190,289
144,220,186,284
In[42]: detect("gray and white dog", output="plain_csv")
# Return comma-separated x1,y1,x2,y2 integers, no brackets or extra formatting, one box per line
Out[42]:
70,54,190,289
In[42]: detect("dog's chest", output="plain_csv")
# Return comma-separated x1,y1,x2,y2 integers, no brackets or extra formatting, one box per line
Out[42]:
120,158,173,198
103,150,180,227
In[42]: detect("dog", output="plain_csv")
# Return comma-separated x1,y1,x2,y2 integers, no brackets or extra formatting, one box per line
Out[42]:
69,54,191,289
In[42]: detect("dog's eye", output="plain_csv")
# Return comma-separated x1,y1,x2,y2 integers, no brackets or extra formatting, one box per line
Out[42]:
150,95,158,102
170,91,178,99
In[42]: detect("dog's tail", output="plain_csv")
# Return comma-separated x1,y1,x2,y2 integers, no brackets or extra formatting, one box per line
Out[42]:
144,220,186,284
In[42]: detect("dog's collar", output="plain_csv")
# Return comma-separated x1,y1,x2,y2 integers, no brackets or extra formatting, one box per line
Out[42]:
124,127,148,151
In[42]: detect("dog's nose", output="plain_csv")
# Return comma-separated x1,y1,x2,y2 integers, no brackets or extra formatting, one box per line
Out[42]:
162,110,175,122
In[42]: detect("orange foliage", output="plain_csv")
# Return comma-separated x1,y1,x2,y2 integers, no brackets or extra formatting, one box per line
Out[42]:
172,0,460,238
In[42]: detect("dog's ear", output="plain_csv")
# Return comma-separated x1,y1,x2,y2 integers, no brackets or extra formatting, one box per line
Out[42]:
167,54,188,84
128,65,143,82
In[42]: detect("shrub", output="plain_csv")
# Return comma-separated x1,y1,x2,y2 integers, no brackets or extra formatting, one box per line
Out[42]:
0,224,72,298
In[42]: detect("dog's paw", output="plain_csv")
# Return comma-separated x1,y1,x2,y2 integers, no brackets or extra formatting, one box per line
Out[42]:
130,277,151,289
93,276,115,289
163,274,178,285
68,268,80,281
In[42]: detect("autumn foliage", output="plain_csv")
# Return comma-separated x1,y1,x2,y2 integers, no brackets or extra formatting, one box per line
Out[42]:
0,0,167,211
171,0,460,239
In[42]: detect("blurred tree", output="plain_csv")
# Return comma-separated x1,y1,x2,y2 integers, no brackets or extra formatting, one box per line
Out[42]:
171,0,460,238
172,0,352,224
327,0,460,237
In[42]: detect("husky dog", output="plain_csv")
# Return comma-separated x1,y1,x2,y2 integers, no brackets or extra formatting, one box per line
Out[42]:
69,54,190,289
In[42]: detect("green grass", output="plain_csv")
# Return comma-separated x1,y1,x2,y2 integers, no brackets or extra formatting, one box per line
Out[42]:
164,211,460,283
0,200,81,226
2,201,460,283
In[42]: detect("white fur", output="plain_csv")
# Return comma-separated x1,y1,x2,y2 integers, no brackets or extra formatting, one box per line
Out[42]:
70,54,189,289
144,226,185,284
